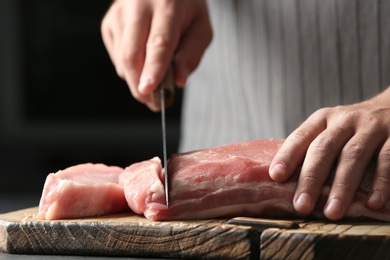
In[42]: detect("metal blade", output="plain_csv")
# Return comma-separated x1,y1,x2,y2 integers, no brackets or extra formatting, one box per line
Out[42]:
151,64,174,208
160,86,169,207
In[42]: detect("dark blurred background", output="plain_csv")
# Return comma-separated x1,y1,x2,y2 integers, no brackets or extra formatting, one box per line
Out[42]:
0,0,182,212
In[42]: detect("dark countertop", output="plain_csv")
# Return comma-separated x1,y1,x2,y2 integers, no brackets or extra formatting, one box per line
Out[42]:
0,194,40,214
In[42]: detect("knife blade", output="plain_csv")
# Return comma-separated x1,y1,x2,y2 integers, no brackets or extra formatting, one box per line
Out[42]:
151,65,174,207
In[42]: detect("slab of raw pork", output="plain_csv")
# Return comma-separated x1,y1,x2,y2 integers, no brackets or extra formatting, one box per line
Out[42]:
38,163,128,220
120,139,390,221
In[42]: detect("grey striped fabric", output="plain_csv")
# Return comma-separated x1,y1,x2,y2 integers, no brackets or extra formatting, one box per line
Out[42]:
178,0,390,152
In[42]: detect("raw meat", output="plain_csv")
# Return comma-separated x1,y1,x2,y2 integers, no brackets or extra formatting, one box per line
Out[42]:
120,139,390,221
118,157,164,215
38,163,128,220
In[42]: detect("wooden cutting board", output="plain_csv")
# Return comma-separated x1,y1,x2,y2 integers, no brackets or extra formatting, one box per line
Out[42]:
1,207,390,260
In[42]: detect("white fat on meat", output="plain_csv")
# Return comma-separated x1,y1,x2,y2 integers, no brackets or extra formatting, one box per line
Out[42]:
119,157,167,215
37,139,390,222
121,139,390,222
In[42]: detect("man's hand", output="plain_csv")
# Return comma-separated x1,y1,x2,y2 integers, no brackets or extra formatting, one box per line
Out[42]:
101,0,212,111
270,87,390,220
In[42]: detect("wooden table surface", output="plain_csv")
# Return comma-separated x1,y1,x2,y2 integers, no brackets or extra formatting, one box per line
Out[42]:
1,207,390,260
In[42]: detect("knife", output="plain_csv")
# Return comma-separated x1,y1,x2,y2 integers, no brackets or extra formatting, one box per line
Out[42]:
151,65,174,207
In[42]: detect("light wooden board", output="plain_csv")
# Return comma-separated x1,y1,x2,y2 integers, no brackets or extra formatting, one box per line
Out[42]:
0,207,259,259
1,207,390,259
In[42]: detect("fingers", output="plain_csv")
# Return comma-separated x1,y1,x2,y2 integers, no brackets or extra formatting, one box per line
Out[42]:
102,0,181,108
118,1,151,103
101,0,152,104
173,2,212,87
290,127,383,220
101,0,213,110
270,106,390,220
269,109,328,182
138,0,213,109
293,126,352,215
101,3,125,78
138,1,181,98
322,133,381,220
367,140,390,210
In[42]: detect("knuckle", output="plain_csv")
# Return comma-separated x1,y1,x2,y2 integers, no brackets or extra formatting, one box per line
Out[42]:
375,174,390,187
313,107,331,118
334,108,359,125
359,110,384,132
310,136,337,153
342,143,365,160
300,172,320,187
367,114,382,128
378,148,390,162
290,129,311,142
375,149,390,186
309,107,335,122
147,33,171,48
120,49,143,68
331,180,350,193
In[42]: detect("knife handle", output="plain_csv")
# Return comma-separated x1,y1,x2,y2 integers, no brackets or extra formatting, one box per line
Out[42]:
151,65,175,108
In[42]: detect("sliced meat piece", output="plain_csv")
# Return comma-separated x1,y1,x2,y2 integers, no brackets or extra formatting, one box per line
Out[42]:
118,157,166,215
120,139,390,221
38,163,128,220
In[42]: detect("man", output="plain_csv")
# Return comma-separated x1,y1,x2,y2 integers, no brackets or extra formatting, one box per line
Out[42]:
101,0,390,220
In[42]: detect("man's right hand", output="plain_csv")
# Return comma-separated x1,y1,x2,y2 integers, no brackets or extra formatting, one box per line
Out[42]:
101,0,213,111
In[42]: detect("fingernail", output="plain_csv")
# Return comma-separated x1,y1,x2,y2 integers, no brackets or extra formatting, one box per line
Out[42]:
369,191,382,204
296,193,312,209
138,77,153,94
325,198,342,214
269,164,286,178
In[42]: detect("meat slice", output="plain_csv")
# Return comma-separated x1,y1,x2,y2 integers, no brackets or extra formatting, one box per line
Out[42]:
120,139,390,221
118,157,165,215
38,163,128,220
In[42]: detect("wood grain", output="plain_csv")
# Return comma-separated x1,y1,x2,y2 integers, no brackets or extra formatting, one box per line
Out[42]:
2,208,390,259
0,207,258,259
260,221,390,260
